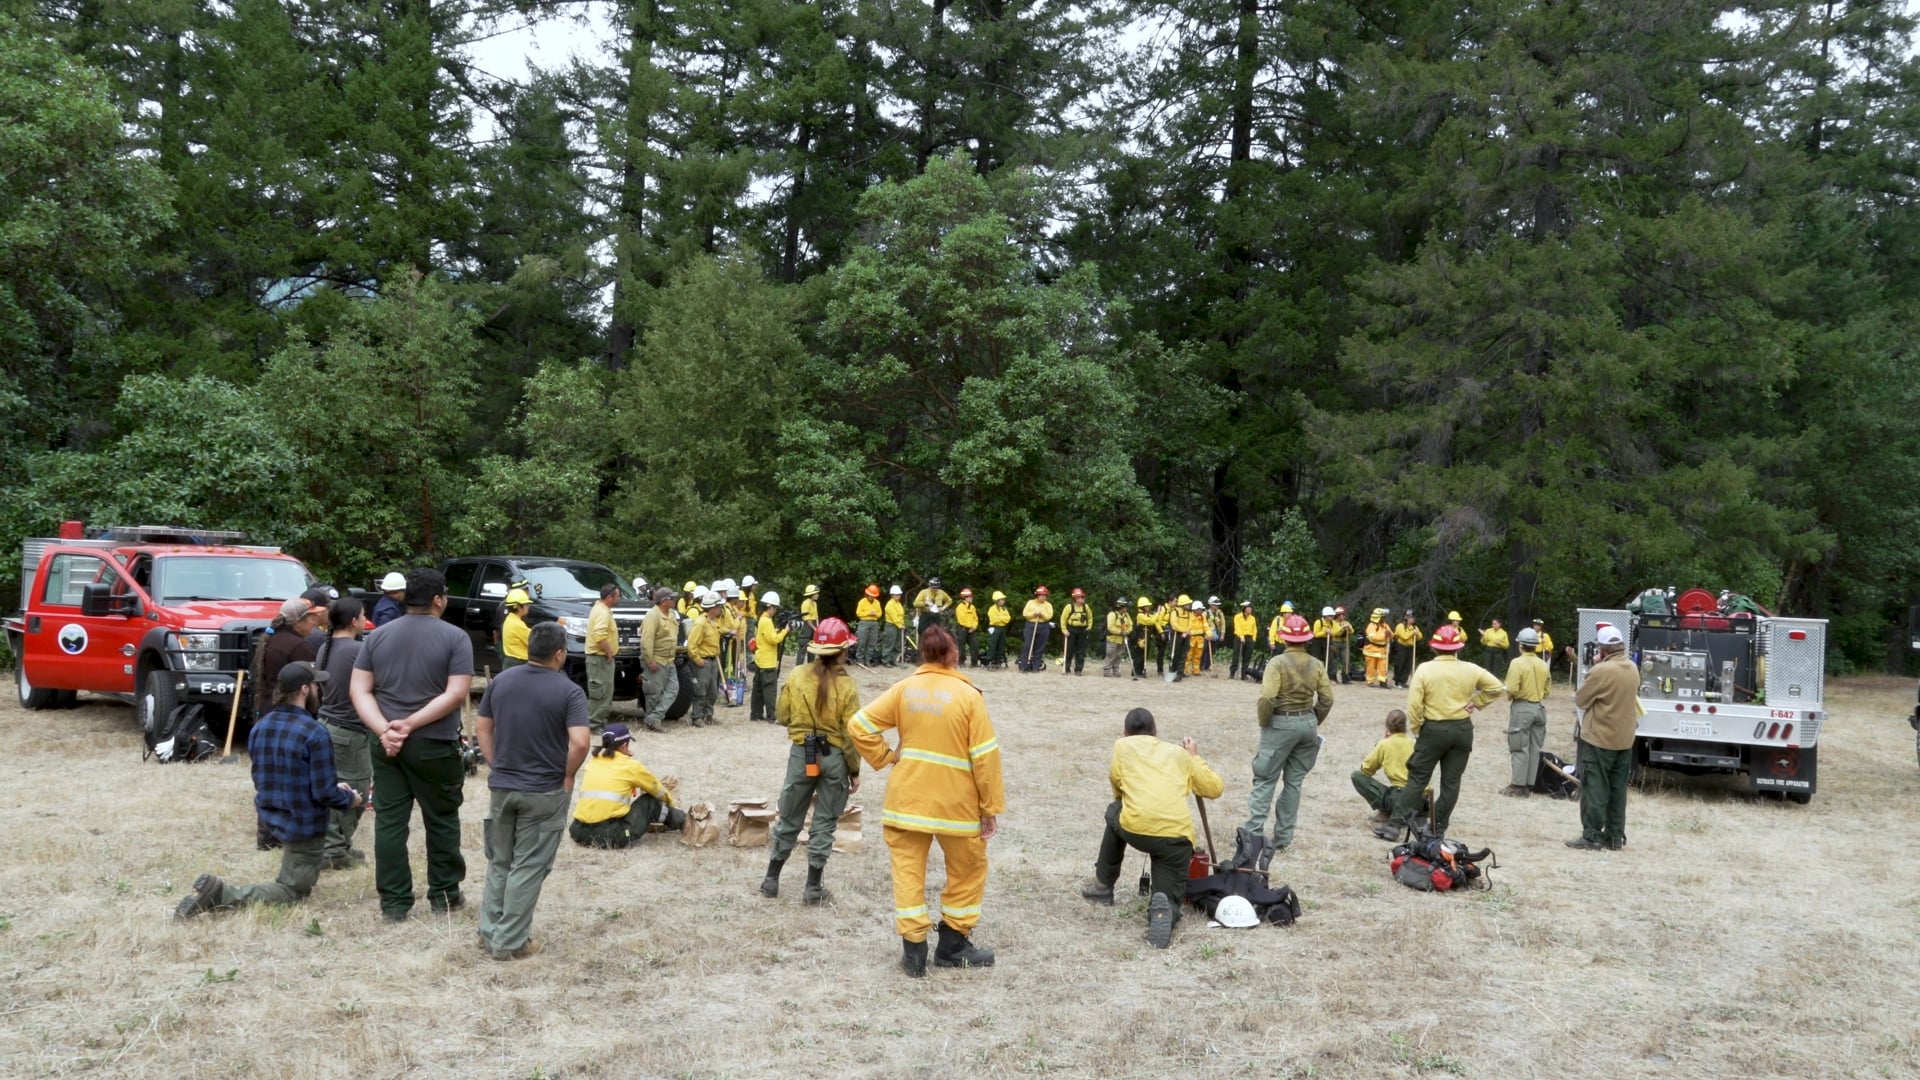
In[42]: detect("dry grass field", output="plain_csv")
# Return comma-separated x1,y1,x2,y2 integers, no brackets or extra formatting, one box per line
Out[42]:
3,660,1919,1079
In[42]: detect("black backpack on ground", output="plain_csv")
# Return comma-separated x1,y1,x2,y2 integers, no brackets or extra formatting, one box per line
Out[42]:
145,704,218,763
1532,750,1580,799
1183,828,1304,926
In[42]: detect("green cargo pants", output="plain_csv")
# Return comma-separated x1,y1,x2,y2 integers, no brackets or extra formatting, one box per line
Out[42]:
1392,718,1472,835
213,836,325,908
1243,713,1320,849
1577,740,1631,847
769,743,851,868
1350,769,1396,815
479,788,569,957
1508,700,1547,787
324,722,372,862
585,654,615,735
372,736,467,919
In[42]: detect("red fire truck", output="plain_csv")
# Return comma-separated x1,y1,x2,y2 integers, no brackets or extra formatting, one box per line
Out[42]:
5,523,316,735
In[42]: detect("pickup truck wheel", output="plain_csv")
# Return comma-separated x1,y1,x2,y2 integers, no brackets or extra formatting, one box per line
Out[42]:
140,670,180,734
16,661,56,710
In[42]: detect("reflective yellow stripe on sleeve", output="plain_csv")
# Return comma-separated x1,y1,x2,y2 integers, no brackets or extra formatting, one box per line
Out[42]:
968,737,999,760
853,711,879,734
900,747,972,772
881,809,982,835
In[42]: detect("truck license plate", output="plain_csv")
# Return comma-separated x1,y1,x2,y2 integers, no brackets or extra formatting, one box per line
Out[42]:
1673,718,1713,738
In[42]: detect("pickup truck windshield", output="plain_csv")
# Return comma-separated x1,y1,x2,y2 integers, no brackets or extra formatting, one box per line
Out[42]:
522,563,636,603
151,556,312,604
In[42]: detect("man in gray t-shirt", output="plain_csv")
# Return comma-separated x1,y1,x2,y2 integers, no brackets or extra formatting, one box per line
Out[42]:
475,621,589,959
351,568,476,921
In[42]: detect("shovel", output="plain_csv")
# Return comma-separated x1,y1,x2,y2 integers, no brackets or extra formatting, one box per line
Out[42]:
219,671,246,763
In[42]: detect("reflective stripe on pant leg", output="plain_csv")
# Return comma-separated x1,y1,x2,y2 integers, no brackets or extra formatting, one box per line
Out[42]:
885,825,934,942
934,831,988,934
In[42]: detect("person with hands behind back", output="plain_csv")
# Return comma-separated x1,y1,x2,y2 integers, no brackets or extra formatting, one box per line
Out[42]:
849,625,1004,978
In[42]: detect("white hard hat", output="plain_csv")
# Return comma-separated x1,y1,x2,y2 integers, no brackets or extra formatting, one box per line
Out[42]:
699,590,722,609
379,572,407,591
890,584,903,595
1208,895,1259,929
1321,606,1335,617
742,574,757,588
1516,627,1540,647
761,590,780,606
1190,600,1205,611
632,576,647,593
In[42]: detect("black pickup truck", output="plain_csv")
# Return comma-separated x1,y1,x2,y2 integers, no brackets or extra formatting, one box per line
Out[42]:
437,556,654,699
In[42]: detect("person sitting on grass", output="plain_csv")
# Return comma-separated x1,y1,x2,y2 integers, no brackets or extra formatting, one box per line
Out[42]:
1351,709,1428,824
174,661,363,920
569,724,684,848
1080,707,1224,950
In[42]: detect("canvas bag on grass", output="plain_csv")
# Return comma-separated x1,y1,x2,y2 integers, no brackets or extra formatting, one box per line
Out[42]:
680,802,720,848
796,803,864,854
727,797,778,846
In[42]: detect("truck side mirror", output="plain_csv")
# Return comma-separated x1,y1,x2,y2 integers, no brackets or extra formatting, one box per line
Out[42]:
80,583,135,618
480,583,508,600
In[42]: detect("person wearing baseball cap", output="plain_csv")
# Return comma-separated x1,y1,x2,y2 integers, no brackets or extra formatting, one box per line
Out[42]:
372,572,408,627
255,596,322,716
1568,624,1636,851
1390,610,1422,689
175,661,363,920
572,723,684,849
1375,625,1503,841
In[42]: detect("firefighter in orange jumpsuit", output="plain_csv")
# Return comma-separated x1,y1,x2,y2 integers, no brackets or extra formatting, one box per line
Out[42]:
849,624,1005,978
1363,607,1393,687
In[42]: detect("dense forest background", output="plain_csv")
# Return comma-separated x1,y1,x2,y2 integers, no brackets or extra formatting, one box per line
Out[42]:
5,0,1920,669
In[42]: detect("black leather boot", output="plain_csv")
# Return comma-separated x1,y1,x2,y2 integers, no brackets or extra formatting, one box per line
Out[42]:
803,864,831,905
934,922,995,969
759,857,785,898
900,938,928,978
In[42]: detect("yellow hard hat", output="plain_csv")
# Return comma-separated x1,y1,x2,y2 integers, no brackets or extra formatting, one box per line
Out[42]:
992,591,1007,601
683,580,697,592
1447,610,1462,621
1136,596,1152,608
804,584,820,597
504,588,532,607
1177,594,1191,606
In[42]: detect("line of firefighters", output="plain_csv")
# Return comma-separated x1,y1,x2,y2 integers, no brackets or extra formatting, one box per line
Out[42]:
756,581,1561,687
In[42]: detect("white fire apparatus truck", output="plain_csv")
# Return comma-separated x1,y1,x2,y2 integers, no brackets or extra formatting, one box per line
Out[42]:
1576,588,1825,803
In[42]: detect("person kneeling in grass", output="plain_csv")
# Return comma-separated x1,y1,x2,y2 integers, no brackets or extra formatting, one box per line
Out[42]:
175,662,363,920
1080,708,1224,950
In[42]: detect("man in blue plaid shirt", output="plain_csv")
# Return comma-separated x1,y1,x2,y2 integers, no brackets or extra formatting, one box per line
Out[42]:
175,661,363,918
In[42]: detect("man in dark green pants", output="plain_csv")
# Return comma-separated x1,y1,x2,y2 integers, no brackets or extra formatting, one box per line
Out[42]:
1568,624,1638,851
1376,625,1503,840
1080,708,1223,950
350,568,476,922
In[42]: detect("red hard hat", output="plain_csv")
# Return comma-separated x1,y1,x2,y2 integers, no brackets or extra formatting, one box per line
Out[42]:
1429,624,1467,652
960,588,973,598
1036,585,1050,596
810,617,856,654
1278,613,1314,644
1071,587,1085,599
